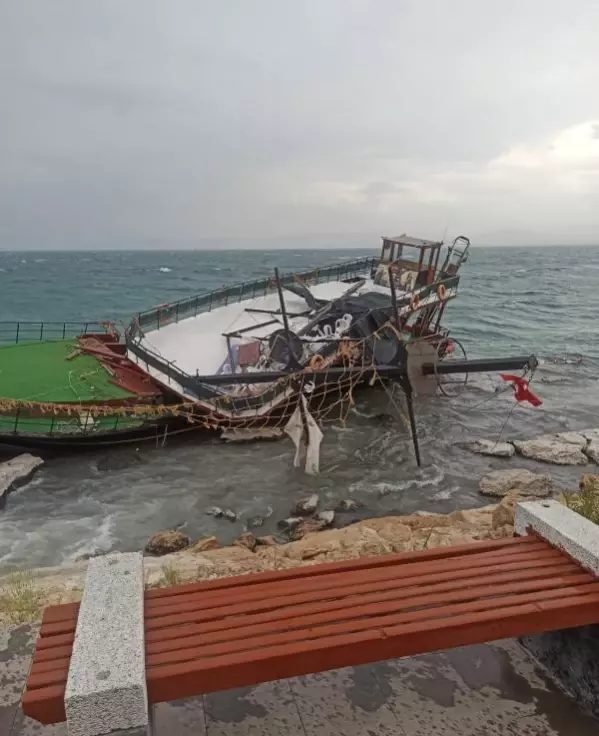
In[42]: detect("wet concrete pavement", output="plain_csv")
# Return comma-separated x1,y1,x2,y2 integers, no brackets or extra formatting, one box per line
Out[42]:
2,623,599,736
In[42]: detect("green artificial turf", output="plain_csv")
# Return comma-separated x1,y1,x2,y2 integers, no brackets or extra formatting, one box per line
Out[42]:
0,340,135,402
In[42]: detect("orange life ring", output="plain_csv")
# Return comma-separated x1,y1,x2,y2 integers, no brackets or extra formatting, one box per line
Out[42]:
437,284,447,300
410,293,420,310
309,354,326,370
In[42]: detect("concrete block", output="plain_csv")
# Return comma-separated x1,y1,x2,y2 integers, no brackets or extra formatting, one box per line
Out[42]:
515,499,599,576
65,552,149,736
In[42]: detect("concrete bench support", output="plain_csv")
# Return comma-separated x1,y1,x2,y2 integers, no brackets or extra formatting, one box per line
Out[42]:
65,552,150,736
516,500,599,719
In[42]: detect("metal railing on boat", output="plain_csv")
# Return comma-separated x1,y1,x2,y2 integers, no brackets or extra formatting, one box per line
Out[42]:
0,321,111,345
126,256,380,339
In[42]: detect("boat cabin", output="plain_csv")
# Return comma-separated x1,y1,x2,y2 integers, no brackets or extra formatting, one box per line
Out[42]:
373,234,469,291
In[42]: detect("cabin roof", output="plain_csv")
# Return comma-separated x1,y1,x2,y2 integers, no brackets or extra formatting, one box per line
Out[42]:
383,235,443,250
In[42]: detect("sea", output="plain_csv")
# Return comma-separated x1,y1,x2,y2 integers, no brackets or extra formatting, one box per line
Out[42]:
0,246,598,569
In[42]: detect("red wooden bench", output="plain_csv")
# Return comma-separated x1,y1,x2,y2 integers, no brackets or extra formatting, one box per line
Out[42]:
22,534,599,726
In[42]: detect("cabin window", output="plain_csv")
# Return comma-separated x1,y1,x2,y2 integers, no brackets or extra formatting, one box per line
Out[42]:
381,241,394,263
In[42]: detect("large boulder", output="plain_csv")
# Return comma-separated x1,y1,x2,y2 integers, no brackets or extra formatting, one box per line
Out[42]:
513,433,588,465
479,468,553,498
463,439,515,458
145,530,190,556
0,453,44,504
292,494,319,516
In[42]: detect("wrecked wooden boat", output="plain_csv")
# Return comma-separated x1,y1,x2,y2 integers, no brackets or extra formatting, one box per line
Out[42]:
124,235,471,428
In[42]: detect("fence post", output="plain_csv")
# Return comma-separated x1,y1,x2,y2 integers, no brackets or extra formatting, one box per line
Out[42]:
15,323,20,344
39,323,44,341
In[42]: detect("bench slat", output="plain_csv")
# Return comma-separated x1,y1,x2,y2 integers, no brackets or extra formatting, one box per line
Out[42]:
145,593,599,704
145,583,599,668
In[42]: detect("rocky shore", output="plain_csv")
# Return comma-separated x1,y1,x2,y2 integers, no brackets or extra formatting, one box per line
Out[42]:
0,493,526,626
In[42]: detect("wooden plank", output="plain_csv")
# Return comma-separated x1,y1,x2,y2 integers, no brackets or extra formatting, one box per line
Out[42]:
145,593,599,704
145,573,595,658
143,553,572,632
145,535,539,601
145,583,599,668
34,564,588,666
145,561,584,646
25,663,70,691
145,541,557,617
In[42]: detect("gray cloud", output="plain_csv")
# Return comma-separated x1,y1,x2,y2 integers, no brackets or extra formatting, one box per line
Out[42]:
1,0,598,249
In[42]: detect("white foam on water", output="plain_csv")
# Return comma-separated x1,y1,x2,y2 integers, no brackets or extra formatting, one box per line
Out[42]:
159,266,172,273
61,514,116,564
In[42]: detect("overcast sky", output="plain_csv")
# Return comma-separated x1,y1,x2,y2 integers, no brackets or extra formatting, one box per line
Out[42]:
1,1,598,249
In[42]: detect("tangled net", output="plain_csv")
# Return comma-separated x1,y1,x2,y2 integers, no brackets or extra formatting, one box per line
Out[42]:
0,319,444,438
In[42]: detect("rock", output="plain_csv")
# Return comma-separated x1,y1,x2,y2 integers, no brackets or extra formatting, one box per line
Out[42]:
223,509,237,522
359,518,413,552
193,536,220,552
463,439,515,458
145,530,190,556
513,434,588,465
314,510,335,527
246,516,265,529
479,469,553,498
584,441,599,464
0,453,44,505
581,429,599,443
280,524,394,562
335,499,365,512
290,518,328,540
292,493,319,516
206,506,224,518
255,535,278,547
277,517,302,532
233,532,258,552
96,452,143,472
492,494,518,529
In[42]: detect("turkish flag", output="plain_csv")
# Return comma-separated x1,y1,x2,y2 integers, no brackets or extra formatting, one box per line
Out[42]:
500,374,542,407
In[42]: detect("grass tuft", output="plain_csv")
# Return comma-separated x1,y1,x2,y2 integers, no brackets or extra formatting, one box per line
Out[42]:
563,476,599,525
157,562,183,588
0,570,44,623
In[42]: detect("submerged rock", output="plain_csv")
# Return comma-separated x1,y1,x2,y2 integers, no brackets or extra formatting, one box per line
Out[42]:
223,509,237,522
479,469,553,498
513,433,588,465
205,506,224,518
0,453,43,505
581,429,599,443
96,452,144,472
290,518,329,540
277,517,302,532
145,530,190,556
314,510,335,527
335,499,365,512
292,493,319,516
463,439,515,458
246,516,265,529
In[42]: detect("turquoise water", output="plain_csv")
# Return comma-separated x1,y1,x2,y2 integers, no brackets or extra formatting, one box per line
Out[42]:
0,246,598,568
1,246,598,359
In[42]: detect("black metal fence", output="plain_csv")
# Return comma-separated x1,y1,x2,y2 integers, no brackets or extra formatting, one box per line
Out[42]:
0,321,110,345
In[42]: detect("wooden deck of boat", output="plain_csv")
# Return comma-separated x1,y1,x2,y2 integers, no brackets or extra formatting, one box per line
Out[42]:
22,535,599,724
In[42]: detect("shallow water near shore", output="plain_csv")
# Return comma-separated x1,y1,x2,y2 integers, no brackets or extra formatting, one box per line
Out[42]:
0,246,598,568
